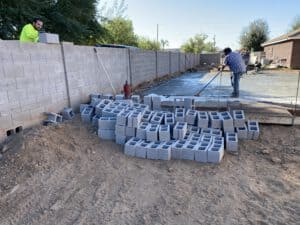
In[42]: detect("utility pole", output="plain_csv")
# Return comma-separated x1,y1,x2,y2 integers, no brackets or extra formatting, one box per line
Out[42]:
156,24,159,43
213,35,216,50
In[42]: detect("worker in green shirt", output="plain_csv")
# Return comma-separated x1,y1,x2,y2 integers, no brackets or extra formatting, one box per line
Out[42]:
20,18,43,43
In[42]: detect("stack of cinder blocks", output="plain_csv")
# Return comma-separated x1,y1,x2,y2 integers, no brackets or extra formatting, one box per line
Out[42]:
79,93,261,164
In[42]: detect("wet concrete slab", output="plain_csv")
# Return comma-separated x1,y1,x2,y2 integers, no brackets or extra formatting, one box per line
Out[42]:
141,71,300,105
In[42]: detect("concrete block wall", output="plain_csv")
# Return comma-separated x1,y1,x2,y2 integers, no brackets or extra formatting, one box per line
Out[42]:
0,40,200,141
130,49,156,86
0,41,68,141
170,52,180,74
157,51,170,77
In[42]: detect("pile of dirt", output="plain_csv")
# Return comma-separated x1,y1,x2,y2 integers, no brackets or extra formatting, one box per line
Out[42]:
0,116,299,225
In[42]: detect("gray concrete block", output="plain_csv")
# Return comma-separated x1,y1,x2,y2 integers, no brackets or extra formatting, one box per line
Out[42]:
125,126,136,137
158,144,171,160
150,115,163,125
81,106,94,123
62,107,75,120
102,93,114,99
197,111,209,129
147,142,161,160
159,124,171,142
248,121,260,140
195,142,210,163
173,122,188,140
185,109,197,125
171,140,187,159
220,111,234,133
136,122,149,140
115,124,126,136
146,124,159,142
131,95,140,103
226,133,238,152
136,140,152,158
116,110,131,126
175,108,185,122
95,99,112,115
188,126,200,134
143,95,152,109
209,112,222,129
127,111,142,128
184,98,194,109
92,114,101,128
124,138,141,156
141,110,154,122
236,124,248,139
91,97,102,107
98,117,116,130
115,135,127,145
80,104,89,113
98,129,115,140
233,110,246,128
152,95,162,110
181,142,198,160
207,145,224,163
201,134,213,144
115,94,125,100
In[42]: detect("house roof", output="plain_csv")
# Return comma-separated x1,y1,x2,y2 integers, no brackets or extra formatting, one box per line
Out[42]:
261,28,300,47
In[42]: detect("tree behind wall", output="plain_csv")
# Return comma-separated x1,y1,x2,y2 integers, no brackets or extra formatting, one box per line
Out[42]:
180,33,217,53
240,19,269,51
290,15,300,31
0,0,104,45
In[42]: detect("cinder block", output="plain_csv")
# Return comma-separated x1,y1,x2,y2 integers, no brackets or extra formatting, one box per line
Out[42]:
98,117,116,130
62,107,75,120
141,110,154,122
115,135,127,145
125,126,136,137
201,134,213,144
220,111,234,133
226,133,238,152
124,138,141,156
81,106,94,123
136,140,152,158
236,124,248,139
146,124,159,142
131,95,140,103
233,110,246,128
181,142,198,160
92,114,101,128
146,142,161,160
80,104,89,113
91,97,102,107
184,98,194,109
209,112,222,129
115,124,126,136
159,125,170,142
197,111,209,128
207,145,224,163
188,126,200,134
136,122,149,140
247,121,260,140
90,93,102,99
102,93,114,100
175,108,185,122
150,115,163,125
95,99,112,115
185,109,197,125
158,144,171,160
152,95,162,110
171,140,187,159
116,110,131,126
127,111,142,128
143,95,153,109
173,122,187,140
195,142,210,163
115,94,125,100
98,129,115,140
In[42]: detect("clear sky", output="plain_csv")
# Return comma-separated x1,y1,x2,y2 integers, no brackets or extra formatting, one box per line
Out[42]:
123,0,300,49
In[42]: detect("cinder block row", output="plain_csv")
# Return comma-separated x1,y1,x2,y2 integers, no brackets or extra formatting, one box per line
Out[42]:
136,140,152,158
181,141,198,160
81,105,94,123
98,117,116,130
124,137,142,156
201,134,213,144
146,124,159,142
247,120,260,140
209,111,222,129
226,133,238,152
115,124,126,136
136,122,149,140
201,128,222,137
159,125,170,142
173,122,187,140
233,110,246,128
188,133,202,142
158,144,171,160
102,107,123,117
186,109,197,125
95,99,112,115
171,140,188,159
220,111,234,133
175,108,185,123
197,111,209,128
98,129,115,140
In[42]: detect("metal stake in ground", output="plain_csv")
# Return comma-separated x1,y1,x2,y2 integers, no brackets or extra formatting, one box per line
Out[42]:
94,48,117,95
292,71,300,125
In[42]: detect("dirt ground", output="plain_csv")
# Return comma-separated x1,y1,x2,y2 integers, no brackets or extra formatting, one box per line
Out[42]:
0,116,299,225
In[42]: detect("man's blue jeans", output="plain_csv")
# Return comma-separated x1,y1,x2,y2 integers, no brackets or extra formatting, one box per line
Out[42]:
231,72,243,97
